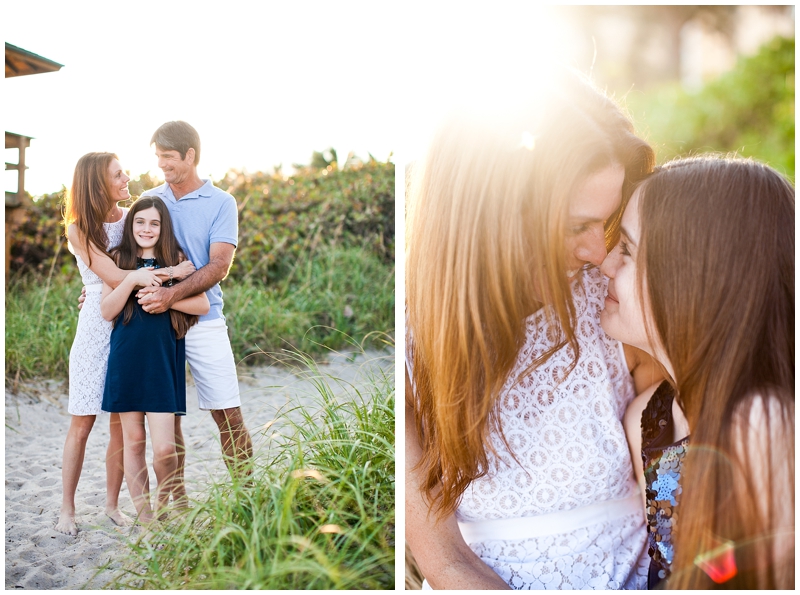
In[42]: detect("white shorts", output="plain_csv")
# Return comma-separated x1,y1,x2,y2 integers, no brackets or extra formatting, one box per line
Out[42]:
185,318,241,411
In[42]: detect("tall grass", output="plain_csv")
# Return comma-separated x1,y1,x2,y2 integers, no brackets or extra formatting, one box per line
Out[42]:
5,245,394,383
107,350,395,589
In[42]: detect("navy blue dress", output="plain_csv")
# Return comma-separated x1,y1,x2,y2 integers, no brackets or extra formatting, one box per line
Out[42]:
641,381,689,588
102,258,186,415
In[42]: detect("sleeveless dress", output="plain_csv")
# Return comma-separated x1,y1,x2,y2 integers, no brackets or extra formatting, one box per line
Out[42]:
101,257,187,415
414,266,649,590
640,381,688,588
67,209,128,416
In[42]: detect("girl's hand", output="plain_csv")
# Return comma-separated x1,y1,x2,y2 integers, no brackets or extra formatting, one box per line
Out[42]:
173,260,196,280
132,268,162,288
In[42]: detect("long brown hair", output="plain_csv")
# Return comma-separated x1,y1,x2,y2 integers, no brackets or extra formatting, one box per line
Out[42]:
110,196,198,339
636,156,794,589
406,70,654,517
64,152,119,266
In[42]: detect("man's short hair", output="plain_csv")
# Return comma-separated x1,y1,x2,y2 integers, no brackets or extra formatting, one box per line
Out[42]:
151,121,201,165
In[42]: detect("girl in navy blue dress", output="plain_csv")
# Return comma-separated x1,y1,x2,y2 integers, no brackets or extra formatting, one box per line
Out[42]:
100,196,209,525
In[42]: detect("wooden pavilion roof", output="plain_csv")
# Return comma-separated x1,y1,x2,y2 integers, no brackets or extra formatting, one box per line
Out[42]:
5,42,63,77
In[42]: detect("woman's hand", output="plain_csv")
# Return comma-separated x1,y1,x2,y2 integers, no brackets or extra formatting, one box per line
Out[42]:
173,260,196,280
131,267,162,288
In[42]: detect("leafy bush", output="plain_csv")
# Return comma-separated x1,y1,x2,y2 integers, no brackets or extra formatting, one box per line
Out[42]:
627,36,794,179
225,158,394,284
8,160,395,282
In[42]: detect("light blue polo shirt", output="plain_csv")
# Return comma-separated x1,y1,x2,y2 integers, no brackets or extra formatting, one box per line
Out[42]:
142,180,238,322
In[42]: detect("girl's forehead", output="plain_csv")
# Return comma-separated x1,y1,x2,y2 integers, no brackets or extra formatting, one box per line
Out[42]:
135,206,161,219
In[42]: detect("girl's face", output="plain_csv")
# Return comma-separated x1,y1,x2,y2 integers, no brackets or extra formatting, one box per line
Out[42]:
564,164,625,280
107,158,131,205
132,207,161,251
599,188,654,354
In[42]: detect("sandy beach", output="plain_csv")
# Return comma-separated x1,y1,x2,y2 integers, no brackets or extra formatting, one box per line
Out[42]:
5,349,393,590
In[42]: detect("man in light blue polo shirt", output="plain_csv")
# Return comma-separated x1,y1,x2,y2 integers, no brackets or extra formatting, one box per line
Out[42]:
136,121,253,487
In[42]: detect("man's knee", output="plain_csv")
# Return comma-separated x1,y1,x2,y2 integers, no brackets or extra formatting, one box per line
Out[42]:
211,407,246,431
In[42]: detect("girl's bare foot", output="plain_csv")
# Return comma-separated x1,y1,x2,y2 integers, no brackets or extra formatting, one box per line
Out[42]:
105,506,132,527
55,509,78,536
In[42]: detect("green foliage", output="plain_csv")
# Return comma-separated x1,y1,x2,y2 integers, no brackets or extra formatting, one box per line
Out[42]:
5,272,83,383
108,351,395,590
627,36,795,179
225,158,394,285
8,189,72,277
10,158,394,284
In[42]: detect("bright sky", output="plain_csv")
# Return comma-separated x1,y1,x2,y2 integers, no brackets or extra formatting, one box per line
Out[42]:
5,1,586,196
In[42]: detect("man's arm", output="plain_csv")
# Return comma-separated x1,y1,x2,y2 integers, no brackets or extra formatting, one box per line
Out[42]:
137,242,235,314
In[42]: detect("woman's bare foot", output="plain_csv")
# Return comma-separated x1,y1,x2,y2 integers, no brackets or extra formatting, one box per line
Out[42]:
55,509,78,536
105,506,132,527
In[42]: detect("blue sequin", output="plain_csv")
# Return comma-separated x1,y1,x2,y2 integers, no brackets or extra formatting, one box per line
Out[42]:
640,382,689,587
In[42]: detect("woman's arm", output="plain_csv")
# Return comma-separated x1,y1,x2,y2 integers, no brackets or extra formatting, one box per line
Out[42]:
100,268,160,321
171,293,210,316
405,371,511,590
622,382,660,508
68,224,130,288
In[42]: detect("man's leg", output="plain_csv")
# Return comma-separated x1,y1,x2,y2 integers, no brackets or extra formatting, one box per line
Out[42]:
184,319,251,478
210,407,253,476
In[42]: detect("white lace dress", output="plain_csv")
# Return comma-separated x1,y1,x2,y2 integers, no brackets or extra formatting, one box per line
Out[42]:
418,266,649,589
67,210,127,415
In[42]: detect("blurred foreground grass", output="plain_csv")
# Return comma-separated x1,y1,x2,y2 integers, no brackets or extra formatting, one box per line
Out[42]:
106,350,395,589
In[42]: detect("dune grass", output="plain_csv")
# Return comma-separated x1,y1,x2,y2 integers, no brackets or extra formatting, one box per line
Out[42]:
5,245,394,384
106,350,395,590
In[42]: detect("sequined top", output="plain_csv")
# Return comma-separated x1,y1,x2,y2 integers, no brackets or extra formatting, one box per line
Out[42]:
641,381,689,588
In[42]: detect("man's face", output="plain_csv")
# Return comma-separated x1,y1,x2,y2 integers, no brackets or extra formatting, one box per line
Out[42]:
155,146,194,186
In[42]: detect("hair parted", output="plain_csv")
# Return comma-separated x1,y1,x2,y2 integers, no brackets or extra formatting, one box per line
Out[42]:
636,156,794,589
151,120,201,165
64,152,120,267
405,70,654,518
110,196,198,339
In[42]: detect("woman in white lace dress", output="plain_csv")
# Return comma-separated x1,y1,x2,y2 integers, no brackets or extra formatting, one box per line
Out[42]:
56,153,193,535
405,72,661,589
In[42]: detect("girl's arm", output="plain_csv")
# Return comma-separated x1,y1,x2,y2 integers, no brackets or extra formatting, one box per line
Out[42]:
731,394,794,588
100,268,162,321
68,224,195,289
171,293,210,316
623,382,660,508
623,343,666,394
405,371,511,590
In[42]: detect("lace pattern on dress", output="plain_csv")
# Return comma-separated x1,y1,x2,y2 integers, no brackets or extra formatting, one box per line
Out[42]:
67,211,128,415
453,266,648,589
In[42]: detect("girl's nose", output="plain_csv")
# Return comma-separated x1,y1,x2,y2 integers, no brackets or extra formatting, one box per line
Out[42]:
600,244,620,278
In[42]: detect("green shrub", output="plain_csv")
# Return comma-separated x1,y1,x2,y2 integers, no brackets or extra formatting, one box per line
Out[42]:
9,159,395,282
628,36,795,178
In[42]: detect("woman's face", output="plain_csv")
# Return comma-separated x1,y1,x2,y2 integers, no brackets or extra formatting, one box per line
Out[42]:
132,206,161,250
564,164,625,280
599,188,654,354
107,158,131,205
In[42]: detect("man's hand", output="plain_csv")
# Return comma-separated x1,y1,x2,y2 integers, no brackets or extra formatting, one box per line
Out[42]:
78,286,87,310
137,286,176,314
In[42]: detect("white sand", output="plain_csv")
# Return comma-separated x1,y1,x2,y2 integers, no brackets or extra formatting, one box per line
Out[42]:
5,350,393,589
